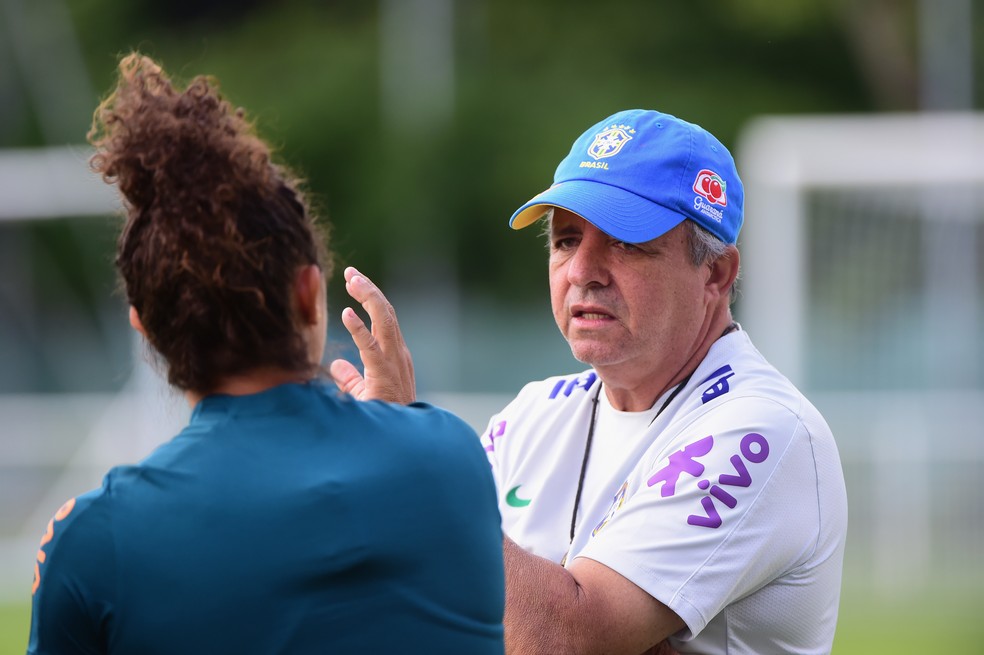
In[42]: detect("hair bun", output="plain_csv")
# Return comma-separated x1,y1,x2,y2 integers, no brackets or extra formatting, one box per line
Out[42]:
89,53,273,220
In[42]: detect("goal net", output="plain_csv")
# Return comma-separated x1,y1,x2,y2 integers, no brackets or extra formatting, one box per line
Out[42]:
736,112,984,593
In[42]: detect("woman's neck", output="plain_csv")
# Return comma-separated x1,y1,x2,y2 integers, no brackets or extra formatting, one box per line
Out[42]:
184,367,314,407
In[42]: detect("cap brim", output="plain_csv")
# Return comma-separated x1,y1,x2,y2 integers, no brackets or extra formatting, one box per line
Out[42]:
509,180,686,244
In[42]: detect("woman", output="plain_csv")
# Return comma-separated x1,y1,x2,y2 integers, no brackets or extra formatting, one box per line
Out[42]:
27,53,504,655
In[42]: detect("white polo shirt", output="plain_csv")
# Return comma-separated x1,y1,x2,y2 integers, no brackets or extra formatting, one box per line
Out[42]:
481,329,847,654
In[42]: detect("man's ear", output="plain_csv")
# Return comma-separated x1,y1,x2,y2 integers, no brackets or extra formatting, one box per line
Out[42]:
706,245,740,299
295,264,324,326
128,306,147,337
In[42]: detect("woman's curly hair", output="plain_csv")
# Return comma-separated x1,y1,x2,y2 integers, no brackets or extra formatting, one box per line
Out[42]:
89,53,332,394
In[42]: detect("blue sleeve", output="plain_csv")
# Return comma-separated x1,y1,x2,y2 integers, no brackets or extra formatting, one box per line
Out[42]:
409,404,506,637
27,488,115,655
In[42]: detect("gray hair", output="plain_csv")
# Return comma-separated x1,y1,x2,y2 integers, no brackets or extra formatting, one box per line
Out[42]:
685,220,740,304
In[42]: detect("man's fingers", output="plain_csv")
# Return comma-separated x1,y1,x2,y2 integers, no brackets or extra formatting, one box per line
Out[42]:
329,359,366,397
343,268,402,344
336,266,417,404
339,306,379,354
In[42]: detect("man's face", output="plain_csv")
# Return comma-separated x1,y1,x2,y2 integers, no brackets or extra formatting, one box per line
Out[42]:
548,208,711,378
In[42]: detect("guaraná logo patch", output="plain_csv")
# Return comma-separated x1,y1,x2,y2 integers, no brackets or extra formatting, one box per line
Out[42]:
693,169,728,206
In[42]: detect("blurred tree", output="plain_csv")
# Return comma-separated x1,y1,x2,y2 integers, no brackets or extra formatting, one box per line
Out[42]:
141,0,266,26
51,0,885,295
3,0,980,392
834,0,920,109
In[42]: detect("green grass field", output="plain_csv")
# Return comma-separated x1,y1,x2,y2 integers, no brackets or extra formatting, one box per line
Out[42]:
1,601,29,654
3,584,981,653
833,586,984,653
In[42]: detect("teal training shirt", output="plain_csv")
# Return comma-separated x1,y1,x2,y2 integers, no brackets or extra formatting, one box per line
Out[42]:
28,381,505,654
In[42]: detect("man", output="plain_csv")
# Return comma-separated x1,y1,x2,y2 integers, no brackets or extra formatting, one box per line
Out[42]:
331,109,848,654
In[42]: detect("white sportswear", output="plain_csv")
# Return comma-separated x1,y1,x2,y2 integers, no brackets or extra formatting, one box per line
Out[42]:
481,328,847,655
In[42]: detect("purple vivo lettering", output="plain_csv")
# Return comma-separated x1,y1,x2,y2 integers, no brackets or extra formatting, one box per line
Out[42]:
708,484,738,508
687,497,723,528
740,432,769,463
686,432,772,530
718,454,751,487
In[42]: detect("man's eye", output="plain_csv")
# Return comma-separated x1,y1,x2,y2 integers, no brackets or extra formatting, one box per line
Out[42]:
615,240,640,252
553,237,578,250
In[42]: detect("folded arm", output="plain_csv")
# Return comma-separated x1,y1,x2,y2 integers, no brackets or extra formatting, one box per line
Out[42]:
504,535,684,655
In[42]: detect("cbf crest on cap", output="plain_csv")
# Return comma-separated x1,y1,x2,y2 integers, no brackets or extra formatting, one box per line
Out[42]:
588,124,635,160
509,109,744,244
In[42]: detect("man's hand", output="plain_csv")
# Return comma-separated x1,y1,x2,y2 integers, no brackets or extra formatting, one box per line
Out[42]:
329,267,416,404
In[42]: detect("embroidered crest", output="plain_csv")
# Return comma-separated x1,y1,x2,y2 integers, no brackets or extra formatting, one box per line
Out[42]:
592,481,628,536
587,124,635,160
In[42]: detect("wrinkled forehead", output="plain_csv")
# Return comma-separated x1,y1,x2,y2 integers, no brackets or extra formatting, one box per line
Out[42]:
544,207,597,234
545,206,686,245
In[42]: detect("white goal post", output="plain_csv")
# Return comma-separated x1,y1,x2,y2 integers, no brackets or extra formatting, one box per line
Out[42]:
738,112,984,386
737,113,984,390
736,112,984,592
0,146,118,221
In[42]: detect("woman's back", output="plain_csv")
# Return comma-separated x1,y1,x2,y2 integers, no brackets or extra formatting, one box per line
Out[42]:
30,382,504,654
27,52,504,655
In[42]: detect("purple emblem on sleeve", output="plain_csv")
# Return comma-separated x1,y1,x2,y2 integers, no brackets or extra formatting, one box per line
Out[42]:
484,420,506,454
647,435,715,497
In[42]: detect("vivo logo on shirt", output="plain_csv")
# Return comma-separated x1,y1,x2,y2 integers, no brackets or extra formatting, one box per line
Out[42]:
647,432,771,529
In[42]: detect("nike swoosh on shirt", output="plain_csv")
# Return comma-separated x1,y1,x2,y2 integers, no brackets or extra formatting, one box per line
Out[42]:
506,485,532,507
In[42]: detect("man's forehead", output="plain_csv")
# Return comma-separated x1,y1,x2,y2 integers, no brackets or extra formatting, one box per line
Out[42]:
547,208,604,235
547,209,587,231
548,207,684,244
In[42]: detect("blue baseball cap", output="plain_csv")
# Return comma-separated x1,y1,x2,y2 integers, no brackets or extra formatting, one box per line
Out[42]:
509,109,744,244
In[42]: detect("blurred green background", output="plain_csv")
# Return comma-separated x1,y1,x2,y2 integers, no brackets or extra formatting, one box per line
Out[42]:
1,0,894,396
2,0,983,652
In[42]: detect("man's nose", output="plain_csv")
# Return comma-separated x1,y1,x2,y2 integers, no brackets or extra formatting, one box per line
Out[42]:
567,234,610,287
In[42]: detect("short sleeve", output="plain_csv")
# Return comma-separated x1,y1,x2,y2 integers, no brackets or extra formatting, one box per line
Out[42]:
28,489,115,655
576,396,824,637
